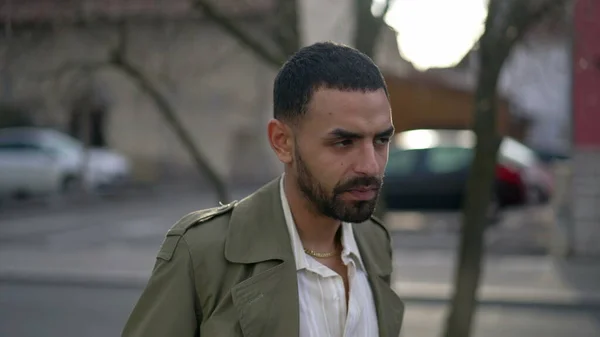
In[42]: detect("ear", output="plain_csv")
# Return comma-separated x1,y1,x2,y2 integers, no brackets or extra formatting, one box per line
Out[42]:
267,119,293,164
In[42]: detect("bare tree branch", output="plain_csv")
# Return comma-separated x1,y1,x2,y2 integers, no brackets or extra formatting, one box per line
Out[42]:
109,27,230,203
22,60,109,83
353,0,395,58
56,61,108,80
10,21,233,202
379,0,396,18
193,0,287,67
272,0,300,58
145,27,243,94
115,21,128,57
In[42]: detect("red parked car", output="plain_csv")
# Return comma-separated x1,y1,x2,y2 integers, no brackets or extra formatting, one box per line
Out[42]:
383,129,554,216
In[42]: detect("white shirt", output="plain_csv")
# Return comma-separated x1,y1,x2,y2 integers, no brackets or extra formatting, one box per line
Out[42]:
279,177,380,337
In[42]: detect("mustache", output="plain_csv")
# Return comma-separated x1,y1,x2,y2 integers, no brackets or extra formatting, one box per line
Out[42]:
334,176,382,193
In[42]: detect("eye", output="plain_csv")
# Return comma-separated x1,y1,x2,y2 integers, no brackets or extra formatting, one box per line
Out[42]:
375,137,390,145
334,139,353,148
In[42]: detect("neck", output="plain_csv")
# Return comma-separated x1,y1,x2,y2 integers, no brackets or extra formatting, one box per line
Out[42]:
283,175,341,253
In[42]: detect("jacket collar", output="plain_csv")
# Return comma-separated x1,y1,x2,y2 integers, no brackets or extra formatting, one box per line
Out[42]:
225,177,294,264
224,177,404,337
224,176,389,277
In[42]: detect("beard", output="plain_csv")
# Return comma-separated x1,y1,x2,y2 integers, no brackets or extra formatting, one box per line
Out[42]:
293,144,383,223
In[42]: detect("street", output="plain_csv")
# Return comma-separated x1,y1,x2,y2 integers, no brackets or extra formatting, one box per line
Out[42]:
0,185,555,255
0,282,137,337
1,188,599,337
1,282,598,337
0,187,257,250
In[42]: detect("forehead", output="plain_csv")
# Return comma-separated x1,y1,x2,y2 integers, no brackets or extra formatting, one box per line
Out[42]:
302,88,392,134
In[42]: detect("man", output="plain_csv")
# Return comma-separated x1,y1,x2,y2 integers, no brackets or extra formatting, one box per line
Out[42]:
122,41,404,337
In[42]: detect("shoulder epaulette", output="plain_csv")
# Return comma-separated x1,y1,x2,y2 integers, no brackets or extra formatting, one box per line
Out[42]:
166,201,238,237
156,201,237,261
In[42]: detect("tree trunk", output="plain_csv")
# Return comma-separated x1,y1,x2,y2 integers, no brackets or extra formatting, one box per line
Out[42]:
443,57,504,337
443,1,566,336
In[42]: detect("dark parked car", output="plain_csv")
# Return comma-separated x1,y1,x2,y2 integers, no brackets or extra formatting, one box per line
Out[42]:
382,129,553,214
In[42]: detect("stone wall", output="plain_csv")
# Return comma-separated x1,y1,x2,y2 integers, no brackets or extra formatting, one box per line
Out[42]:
0,4,409,187
571,150,600,256
0,20,281,185
571,0,600,257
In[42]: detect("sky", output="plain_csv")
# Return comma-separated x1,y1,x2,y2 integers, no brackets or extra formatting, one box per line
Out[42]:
373,0,489,70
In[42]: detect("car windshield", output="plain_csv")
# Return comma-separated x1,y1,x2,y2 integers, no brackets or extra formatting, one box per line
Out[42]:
425,147,473,173
0,128,83,155
499,137,539,168
42,130,83,153
386,149,420,176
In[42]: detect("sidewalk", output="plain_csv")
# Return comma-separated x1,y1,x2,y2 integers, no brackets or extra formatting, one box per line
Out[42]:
393,251,600,308
1,245,599,307
0,246,154,288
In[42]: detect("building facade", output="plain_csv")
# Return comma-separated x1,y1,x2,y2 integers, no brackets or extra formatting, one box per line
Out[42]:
571,0,600,256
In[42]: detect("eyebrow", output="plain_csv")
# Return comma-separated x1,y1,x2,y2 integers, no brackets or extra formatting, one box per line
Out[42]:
327,126,395,139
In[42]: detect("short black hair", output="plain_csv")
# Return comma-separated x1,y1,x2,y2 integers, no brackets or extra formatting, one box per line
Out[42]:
273,41,388,123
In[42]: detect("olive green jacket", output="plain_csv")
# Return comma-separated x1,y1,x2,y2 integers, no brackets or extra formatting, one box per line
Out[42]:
122,178,404,337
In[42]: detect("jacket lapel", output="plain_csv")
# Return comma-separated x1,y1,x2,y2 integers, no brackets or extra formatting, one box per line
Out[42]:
353,224,405,337
224,178,300,337
222,177,403,337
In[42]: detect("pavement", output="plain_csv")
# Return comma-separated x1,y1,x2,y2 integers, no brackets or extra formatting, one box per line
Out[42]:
1,185,597,307
1,185,599,336
1,244,599,309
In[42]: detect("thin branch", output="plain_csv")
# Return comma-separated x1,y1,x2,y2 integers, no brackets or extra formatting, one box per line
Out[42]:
272,0,300,58
109,30,230,202
485,0,568,51
379,0,396,19
25,61,109,82
353,0,393,58
193,0,287,67
511,0,569,41
117,22,127,57
153,44,243,95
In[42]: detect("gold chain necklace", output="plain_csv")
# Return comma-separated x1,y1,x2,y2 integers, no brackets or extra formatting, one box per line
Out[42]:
304,247,338,258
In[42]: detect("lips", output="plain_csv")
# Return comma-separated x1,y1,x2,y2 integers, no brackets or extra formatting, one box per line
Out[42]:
345,186,379,200
348,186,378,192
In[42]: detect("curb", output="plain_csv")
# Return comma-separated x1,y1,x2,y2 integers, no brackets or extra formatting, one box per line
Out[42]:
0,269,150,289
393,281,600,309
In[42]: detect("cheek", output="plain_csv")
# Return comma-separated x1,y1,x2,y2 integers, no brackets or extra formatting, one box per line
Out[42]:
379,151,389,170
315,151,351,182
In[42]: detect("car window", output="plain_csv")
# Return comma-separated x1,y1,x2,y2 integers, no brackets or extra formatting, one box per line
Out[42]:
425,147,473,173
386,149,420,176
41,131,83,153
499,137,538,168
0,142,44,151
0,132,36,145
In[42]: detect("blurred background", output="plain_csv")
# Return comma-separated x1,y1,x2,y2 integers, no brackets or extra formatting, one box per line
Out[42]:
0,0,598,336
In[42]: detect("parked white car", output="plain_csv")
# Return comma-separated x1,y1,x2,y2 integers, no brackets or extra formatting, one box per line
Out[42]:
0,127,131,200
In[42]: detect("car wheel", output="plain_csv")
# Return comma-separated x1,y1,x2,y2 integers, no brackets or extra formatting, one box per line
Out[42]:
60,176,79,195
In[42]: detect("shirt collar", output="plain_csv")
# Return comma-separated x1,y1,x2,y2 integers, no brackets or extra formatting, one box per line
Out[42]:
279,175,365,271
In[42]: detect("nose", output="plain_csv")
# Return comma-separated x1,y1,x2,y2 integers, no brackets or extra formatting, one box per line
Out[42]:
354,143,380,176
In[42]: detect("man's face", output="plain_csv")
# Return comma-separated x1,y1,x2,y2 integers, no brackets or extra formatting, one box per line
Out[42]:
291,88,393,223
